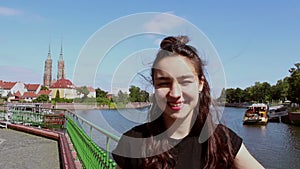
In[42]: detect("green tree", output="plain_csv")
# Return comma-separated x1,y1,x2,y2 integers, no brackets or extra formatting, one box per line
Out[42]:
270,79,289,103
76,86,90,99
261,82,271,103
96,97,111,106
225,88,236,103
140,90,150,102
246,82,271,103
113,90,129,108
41,86,49,90
287,63,300,104
235,88,246,103
129,85,150,102
34,94,49,102
225,88,247,103
217,88,226,103
96,88,108,98
129,86,141,102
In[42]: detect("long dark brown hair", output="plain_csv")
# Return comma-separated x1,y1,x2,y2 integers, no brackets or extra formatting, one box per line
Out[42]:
142,35,235,168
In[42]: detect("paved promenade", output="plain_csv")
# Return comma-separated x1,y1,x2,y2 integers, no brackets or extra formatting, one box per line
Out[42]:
0,128,60,169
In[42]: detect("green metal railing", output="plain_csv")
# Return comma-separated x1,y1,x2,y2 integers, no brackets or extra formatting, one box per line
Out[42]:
66,116,117,168
65,110,120,169
8,109,64,129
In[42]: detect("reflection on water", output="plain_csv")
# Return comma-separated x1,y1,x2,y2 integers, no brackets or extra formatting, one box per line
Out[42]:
77,107,300,169
222,107,300,169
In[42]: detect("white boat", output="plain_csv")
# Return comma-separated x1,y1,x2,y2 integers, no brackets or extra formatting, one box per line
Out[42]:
268,105,288,122
243,103,269,125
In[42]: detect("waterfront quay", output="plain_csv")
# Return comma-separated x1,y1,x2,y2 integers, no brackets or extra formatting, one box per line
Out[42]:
0,128,60,169
0,123,79,169
0,105,118,169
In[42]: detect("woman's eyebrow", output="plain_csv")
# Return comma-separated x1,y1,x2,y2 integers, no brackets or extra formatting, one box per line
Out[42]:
177,75,195,80
154,76,171,81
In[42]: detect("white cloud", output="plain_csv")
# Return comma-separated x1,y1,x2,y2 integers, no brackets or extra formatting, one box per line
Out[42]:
0,6,43,22
0,6,23,16
143,12,185,33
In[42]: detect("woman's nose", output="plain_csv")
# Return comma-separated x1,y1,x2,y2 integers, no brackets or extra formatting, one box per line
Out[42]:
169,82,181,98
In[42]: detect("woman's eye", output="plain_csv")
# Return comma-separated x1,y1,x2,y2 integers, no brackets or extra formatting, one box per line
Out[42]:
157,82,170,87
180,80,193,86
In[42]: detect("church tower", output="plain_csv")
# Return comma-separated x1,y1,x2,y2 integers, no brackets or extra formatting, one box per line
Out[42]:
57,42,65,80
43,44,52,87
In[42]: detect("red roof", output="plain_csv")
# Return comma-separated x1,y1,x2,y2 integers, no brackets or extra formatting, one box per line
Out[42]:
0,81,17,89
25,84,40,91
22,92,37,98
50,78,75,89
14,91,22,97
38,90,51,96
87,86,95,92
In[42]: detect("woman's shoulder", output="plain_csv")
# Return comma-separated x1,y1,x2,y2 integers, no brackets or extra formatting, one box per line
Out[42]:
215,123,243,156
122,123,148,138
215,123,239,136
123,117,164,138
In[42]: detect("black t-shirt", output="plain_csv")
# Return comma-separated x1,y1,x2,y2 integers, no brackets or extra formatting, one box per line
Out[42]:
112,119,242,169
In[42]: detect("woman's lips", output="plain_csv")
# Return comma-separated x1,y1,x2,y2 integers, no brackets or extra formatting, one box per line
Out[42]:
168,102,184,110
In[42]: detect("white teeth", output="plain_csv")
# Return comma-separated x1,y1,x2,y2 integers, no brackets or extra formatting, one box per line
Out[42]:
169,103,182,107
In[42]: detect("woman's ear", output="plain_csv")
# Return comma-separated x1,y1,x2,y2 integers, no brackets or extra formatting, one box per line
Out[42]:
199,76,205,92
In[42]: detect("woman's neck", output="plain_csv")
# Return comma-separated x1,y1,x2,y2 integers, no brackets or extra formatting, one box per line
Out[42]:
163,111,197,139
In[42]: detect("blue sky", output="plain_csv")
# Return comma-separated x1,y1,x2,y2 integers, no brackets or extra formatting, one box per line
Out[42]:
0,0,299,94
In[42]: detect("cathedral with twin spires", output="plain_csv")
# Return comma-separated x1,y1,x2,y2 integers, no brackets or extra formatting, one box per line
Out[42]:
42,43,96,99
43,43,66,87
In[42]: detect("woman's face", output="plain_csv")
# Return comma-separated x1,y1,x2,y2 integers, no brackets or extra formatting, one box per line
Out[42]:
153,55,203,120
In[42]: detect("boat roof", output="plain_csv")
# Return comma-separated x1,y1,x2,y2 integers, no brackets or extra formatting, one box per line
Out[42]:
269,105,284,110
249,103,268,107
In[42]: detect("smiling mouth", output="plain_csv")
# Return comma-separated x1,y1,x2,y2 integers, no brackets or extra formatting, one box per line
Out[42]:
168,102,184,110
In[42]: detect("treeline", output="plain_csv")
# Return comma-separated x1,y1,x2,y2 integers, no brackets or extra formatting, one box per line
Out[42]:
33,85,150,109
218,63,300,105
78,85,149,108
110,86,150,108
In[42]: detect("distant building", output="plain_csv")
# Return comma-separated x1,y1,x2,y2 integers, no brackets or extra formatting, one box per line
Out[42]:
43,44,52,87
0,41,98,102
87,86,96,98
107,93,113,100
43,42,66,87
25,84,42,94
50,78,76,99
57,44,65,80
76,86,96,98
0,80,46,102
0,81,27,97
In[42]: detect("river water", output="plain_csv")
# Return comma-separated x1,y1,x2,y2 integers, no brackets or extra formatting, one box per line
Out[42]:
75,107,300,169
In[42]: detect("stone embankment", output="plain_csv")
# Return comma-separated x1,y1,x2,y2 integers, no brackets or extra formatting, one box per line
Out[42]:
0,123,80,169
54,102,151,110
1,102,151,111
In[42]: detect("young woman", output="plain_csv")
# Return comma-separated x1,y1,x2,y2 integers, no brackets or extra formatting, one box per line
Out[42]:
112,36,264,169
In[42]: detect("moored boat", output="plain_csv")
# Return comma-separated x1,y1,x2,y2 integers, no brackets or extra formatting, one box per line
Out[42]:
243,103,269,125
268,105,288,122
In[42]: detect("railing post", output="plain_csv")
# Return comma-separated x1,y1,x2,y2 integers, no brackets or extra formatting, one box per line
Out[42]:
106,137,110,164
90,125,93,139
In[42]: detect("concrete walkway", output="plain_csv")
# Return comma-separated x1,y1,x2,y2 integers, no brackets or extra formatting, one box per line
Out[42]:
0,128,60,169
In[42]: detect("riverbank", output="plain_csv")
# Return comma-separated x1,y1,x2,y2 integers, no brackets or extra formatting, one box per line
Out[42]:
223,103,250,108
282,111,300,126
0,102,151,111
54,102,151,110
